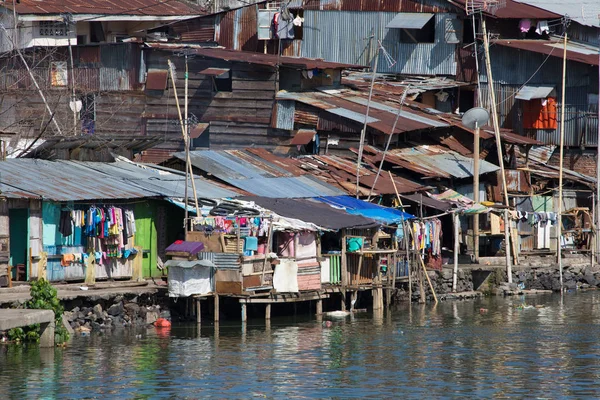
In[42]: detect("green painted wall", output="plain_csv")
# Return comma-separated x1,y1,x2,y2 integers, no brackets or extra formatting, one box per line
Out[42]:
9,208,29,279
135,202,159,278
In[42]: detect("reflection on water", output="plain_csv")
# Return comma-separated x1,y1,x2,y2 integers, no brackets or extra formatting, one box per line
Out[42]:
3,292,600,398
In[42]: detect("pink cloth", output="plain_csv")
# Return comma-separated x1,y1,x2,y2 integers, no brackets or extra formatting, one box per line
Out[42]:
519,19,531,33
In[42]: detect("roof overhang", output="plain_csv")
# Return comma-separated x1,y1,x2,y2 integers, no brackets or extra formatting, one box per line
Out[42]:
386,13,434,29
515,85,555,100
18,14,201,22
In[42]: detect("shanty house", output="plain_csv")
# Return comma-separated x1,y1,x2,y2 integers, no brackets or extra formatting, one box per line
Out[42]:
0,158,238,286
0,0,205,52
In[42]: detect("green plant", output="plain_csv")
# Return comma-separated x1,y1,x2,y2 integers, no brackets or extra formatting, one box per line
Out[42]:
8,279,69,345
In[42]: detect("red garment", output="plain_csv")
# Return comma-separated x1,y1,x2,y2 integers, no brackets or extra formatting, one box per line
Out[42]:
522,97,557,129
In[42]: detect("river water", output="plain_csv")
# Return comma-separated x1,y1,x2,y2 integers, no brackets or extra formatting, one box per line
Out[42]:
2,292,600,398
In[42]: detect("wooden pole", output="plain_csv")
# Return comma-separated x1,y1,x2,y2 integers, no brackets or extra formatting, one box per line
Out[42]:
241,303,247,323
557,32,567,291
214,294,219,323
473,122,480,262
592,193,596,267
265,304,271,320
195,298,201,325
355,36,379,198
260,218,274,285
482,19,512,283
167,59,200,216
389,172,437,304
597,27,600,264
453,212,459,292
184,54,189,223
388,171,413,302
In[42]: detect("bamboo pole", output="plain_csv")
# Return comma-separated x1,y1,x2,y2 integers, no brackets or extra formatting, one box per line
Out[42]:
389,172,438,304
260,218,274,285
453,212,459,292
557,32,568,291
167,59,200,216
473,121,480,262
597,27,600,264
355,35,379,198
482,19,512,283
184,54,189,224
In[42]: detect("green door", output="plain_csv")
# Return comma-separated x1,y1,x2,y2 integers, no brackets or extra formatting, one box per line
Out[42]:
9,208,29,281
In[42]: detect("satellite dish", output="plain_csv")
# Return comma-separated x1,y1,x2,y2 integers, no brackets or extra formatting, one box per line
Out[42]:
461,107,490,129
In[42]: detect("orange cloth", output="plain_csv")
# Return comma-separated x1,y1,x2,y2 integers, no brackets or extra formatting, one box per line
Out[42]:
61,254,75,267
523,97,557,129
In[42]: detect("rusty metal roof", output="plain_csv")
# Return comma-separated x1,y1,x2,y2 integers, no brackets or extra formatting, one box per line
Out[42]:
5,0,206,16
145,44,366,70
176,150,346,198
494,39,599,66
385,146,501,179
0,159,239,201
449,0,560,18
145,69,168,90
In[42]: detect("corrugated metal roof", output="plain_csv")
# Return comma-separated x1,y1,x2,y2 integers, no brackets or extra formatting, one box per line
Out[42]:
494,40,599,66
386,13,434,29
68,160,239,199
515,85,555,101
389,146,500,179
513,0,600,28
178,150,346,198
528,145,556,164
6,0,206,16
0,159,238,201
290,129,316,145
224,176,345,198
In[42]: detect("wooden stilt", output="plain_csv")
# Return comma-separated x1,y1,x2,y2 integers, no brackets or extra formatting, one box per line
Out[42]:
265,303,271,320
316,299,323,315
214,294,219,323
196,298,201,325
241,303,247,323
340,292,346,311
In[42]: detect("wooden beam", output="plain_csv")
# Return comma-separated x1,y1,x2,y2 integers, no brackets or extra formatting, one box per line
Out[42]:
239,293,330,304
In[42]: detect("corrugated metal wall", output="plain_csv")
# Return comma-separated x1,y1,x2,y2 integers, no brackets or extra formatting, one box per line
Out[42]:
480,83,599,147
302,11,459,75
302,0,452,12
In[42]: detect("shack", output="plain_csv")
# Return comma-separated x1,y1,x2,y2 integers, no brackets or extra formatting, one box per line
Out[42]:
0,158,239,286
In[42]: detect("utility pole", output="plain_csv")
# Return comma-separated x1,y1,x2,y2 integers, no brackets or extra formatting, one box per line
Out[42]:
482,18,511,282
167,59,200,217
557,32,568,291
355,32,378,198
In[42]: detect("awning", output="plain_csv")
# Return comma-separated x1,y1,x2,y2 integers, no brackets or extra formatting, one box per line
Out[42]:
386,13,434,29
146,69,168,90
401,193,452,211
290,129,316,145
317,196,415,224
199,68,230,77
515,85,554,100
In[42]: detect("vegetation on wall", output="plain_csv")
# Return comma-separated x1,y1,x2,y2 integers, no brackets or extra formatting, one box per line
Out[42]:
8,279,69,345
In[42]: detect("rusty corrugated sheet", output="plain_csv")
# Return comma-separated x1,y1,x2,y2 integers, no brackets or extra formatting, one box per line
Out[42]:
302,0,452,12
171,15,217,42
145,69,168,90
6,0,206,15
76,46,100,65
456,46,477,83
73,67,100,92
217,9,235,48
294,103,320,126
504,170,531,193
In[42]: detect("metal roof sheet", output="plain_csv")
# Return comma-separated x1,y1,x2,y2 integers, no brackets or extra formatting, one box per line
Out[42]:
5,0,206,16
390,147,500,179
513,0,600,27
198,67,230,76
179,150,345,198
0,159,238,201
515,85,555,100
290,129,316,145
494,40,599,66
222,176,345,198
386,13,434,29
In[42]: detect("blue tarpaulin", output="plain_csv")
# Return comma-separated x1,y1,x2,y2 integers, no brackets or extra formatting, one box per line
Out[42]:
316,196,414,224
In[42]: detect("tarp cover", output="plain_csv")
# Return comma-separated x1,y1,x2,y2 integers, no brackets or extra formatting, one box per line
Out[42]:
273,259,299,293
240,197,379,230
166,260,215,297
316,196,414,223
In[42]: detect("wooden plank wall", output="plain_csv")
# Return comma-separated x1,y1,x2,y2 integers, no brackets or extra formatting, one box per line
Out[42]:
0,48,294,153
